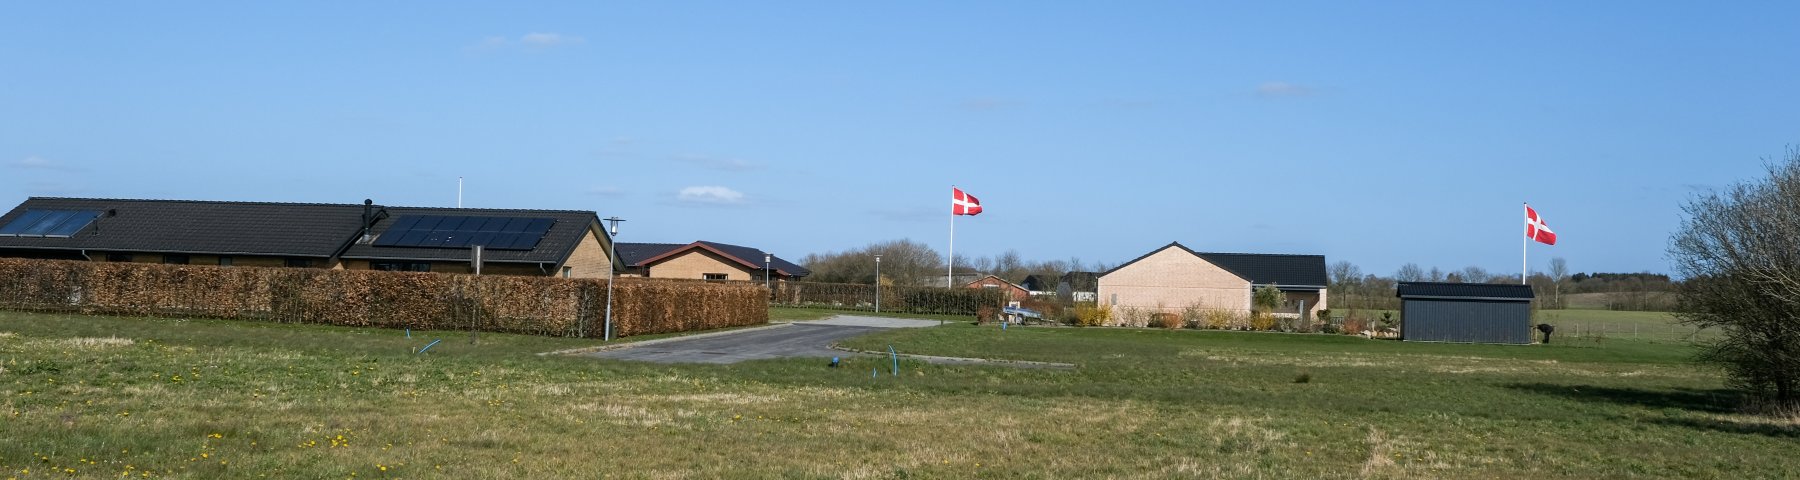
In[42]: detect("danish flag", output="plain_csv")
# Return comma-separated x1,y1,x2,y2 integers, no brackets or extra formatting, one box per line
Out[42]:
1525,204,1556,245
952,187,983,216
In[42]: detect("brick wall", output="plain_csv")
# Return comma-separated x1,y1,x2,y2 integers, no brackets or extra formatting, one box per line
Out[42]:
1098,246,1251,315
559,228,613,278
647,249,755,281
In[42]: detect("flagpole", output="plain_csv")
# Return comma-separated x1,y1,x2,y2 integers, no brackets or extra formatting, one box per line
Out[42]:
948,186,956,289
1522,202,1528,285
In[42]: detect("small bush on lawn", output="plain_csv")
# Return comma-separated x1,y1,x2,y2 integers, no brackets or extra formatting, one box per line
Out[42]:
1251,313,1277,331
975,305,999,324
1203,310,1234,330
1071,303,1111,327
1149,312,1182,329
1118,307,1148,327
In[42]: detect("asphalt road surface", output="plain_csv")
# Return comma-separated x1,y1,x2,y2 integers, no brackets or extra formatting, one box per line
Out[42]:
589,316,939,364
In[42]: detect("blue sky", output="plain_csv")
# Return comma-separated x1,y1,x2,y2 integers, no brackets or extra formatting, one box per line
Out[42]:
3,2,1797,277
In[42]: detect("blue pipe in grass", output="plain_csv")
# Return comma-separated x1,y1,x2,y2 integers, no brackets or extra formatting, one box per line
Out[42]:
889,345,898,376
417,339,442,355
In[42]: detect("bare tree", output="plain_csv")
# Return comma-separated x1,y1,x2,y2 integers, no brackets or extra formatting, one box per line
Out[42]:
1671,150,1800,408
1548,257,1569,309
1459,266,1490,284
1329,261,1363,286
1428,266,1445,282
1395,263,1425,282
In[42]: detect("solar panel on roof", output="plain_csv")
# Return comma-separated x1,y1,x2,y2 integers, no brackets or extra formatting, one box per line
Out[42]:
373,215,556,251
0,210,52,236
44,211,101,237
0,209,103,238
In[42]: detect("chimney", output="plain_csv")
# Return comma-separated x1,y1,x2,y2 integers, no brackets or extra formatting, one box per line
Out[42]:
361,199,375,243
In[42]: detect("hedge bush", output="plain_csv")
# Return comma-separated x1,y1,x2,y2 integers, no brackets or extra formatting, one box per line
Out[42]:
771,281,1006,316
0,258,764,338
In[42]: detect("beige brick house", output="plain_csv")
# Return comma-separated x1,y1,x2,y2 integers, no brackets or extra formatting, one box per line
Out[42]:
615,241,808,282
1098,242,1327,320
0,197,619,278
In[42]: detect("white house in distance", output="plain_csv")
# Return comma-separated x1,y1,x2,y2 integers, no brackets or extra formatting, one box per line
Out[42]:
1098,242,1328,318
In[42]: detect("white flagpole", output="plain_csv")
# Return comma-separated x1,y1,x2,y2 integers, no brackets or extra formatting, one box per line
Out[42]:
1522,202,1528,285
948,186,956,288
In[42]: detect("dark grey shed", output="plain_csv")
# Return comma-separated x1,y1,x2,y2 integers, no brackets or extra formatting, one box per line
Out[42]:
1395,282,1536,344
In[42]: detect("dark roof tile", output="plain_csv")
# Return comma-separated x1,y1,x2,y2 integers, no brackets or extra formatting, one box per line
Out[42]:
1396,282,1535,300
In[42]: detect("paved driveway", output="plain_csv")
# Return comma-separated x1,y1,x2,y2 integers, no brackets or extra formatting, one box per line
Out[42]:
588,315,938,364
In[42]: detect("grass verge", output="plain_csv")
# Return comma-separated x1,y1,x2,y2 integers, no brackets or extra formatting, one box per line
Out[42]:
2,310,1794,478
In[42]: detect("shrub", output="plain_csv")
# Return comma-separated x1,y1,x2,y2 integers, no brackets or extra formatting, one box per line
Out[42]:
1071,303,1111,327
1118,307,1148,327
1180,304,1206,329
1250,313,1277,331
0,258,766,338
1202,309,1233,330
1148,312,1182,329
975,305,999,324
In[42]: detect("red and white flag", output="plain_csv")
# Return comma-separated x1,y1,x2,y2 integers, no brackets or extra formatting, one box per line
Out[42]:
952,187,983,216
1525,204,1556,245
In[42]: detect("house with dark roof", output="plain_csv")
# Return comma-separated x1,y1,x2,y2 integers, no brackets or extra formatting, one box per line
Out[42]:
1395,282,1535,344
0,197,619,278
1097,242,1327,320
965,274,1031,302
615,241,808,282
1057,271,1099,302
1020,274,1055,295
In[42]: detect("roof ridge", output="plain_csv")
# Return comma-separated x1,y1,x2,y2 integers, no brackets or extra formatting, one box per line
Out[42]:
28,197,364,208
1196,251,1326,258
28,197,597,214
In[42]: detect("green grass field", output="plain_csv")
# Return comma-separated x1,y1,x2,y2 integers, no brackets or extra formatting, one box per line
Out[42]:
2,309,1796,478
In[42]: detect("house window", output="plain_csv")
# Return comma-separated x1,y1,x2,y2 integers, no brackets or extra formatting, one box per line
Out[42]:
218,256,233,267
370,261,430,272
561,267,572,278
161,254,190,265
106,253,133,262
285,258,315,268
983,284,999,289
703,273,728,281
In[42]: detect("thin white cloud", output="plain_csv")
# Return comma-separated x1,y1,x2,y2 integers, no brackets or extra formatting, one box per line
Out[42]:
677,186,746,205
11,155,81,171
1255,81,1316,98
674,154,761,172
472,33,585,51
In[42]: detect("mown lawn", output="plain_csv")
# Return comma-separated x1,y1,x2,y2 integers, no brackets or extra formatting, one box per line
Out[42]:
2,310,1796,478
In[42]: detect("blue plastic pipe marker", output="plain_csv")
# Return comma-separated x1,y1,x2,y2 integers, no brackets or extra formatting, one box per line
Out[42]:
1002,322,1008,331
872,368,878,378
417,339,442,355
406,328,411,339
889,345,898,376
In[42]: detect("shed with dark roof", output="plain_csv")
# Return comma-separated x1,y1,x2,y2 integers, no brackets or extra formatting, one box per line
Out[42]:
1395,282,1535,344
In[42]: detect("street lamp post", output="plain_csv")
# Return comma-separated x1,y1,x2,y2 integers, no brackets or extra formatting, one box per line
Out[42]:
874,253,882,314
603,216,625,341
764,253,772,293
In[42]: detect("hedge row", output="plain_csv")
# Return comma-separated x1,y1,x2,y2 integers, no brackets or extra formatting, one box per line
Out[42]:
770,281,1008,316
0,258,765,338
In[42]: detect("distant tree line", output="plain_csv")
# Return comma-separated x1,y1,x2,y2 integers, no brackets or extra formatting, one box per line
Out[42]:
1328,257,1676,312
798,239,1109,288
